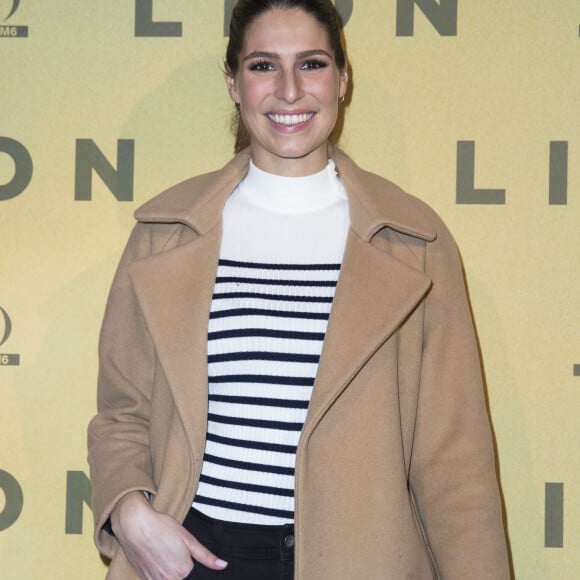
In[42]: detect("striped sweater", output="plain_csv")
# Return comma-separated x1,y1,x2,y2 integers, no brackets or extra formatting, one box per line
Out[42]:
192,159,350,524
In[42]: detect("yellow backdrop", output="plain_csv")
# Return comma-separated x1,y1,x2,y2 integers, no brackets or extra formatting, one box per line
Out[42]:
1,1,578,578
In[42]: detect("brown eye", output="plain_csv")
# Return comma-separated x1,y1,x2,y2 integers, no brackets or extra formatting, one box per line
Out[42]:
301,59,328,70
249,61,275,72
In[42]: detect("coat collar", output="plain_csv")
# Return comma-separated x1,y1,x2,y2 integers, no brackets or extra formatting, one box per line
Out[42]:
134,146,437,244
130,147,435,461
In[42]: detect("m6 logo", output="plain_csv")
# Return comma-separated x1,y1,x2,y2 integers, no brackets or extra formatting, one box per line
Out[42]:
0,306,20,366
0,0,28,37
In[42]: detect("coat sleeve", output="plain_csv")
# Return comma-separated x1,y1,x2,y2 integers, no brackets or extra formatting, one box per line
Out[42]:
408,219,511,579
87,224,158,558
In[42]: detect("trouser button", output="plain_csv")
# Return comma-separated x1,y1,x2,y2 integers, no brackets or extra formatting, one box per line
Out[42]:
283,534,295,549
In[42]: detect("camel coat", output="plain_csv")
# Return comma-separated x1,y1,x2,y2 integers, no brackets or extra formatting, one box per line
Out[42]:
88,147,510,579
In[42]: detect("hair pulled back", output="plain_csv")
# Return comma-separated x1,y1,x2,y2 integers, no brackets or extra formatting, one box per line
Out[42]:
226,0,347,152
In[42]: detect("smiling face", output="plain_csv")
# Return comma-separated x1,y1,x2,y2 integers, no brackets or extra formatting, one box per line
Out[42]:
227,8,348,176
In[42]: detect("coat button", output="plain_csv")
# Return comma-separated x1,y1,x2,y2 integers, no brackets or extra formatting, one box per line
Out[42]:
283,534,295,549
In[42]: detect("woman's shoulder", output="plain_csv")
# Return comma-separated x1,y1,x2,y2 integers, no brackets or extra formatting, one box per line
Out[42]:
114,151,251,259
134,151,251,228
332,148,447,244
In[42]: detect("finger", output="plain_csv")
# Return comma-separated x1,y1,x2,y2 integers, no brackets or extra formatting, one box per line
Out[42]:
186,537,228,570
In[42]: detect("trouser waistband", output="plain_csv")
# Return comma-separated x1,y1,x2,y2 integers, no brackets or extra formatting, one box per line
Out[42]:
183,507,295,561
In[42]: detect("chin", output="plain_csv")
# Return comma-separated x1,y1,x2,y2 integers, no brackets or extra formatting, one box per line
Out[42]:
271,142,322,160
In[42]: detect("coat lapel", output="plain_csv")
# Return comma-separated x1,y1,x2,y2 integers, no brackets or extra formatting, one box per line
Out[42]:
128,225,222,460
126,152,250,460
303,229,432,439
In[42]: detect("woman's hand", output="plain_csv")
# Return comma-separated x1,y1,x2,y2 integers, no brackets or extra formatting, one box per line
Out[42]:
110,491,228,580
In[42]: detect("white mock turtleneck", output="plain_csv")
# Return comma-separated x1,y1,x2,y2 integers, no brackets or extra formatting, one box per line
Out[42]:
192,159,350,525
220,159,349,263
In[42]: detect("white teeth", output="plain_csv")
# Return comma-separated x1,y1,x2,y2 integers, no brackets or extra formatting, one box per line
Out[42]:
268,113,314,125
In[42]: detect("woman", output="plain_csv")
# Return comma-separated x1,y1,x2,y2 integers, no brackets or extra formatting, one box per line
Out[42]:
88,0,510,578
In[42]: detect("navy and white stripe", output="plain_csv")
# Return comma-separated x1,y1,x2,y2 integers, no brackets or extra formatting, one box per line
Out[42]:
192,259,341,524
192,158,350,524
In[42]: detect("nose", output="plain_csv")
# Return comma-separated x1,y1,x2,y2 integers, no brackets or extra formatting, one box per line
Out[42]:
276,68,304,103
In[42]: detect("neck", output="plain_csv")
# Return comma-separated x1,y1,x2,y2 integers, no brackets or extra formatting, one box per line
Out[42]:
250,144,330,177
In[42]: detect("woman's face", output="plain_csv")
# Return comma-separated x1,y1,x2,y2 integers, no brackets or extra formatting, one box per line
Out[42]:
227,8,348,176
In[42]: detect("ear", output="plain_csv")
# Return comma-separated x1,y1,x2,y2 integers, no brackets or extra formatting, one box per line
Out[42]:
226,73,241,104
338,60,349,101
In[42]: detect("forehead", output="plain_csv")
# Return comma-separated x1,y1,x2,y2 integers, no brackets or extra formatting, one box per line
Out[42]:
242,8,332,55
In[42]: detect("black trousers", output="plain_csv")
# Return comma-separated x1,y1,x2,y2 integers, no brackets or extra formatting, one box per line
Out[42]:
183,508,295,580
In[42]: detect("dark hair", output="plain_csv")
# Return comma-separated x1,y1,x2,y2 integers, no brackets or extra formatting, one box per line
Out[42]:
226,0,347,152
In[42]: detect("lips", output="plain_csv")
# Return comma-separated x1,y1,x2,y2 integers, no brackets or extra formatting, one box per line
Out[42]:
267,112,315,126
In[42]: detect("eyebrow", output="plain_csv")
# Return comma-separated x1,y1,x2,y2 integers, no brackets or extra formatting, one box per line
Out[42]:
242,49,332,62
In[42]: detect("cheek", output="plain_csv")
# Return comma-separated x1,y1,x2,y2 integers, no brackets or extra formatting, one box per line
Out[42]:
239,78,269,109
312,75,340,104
